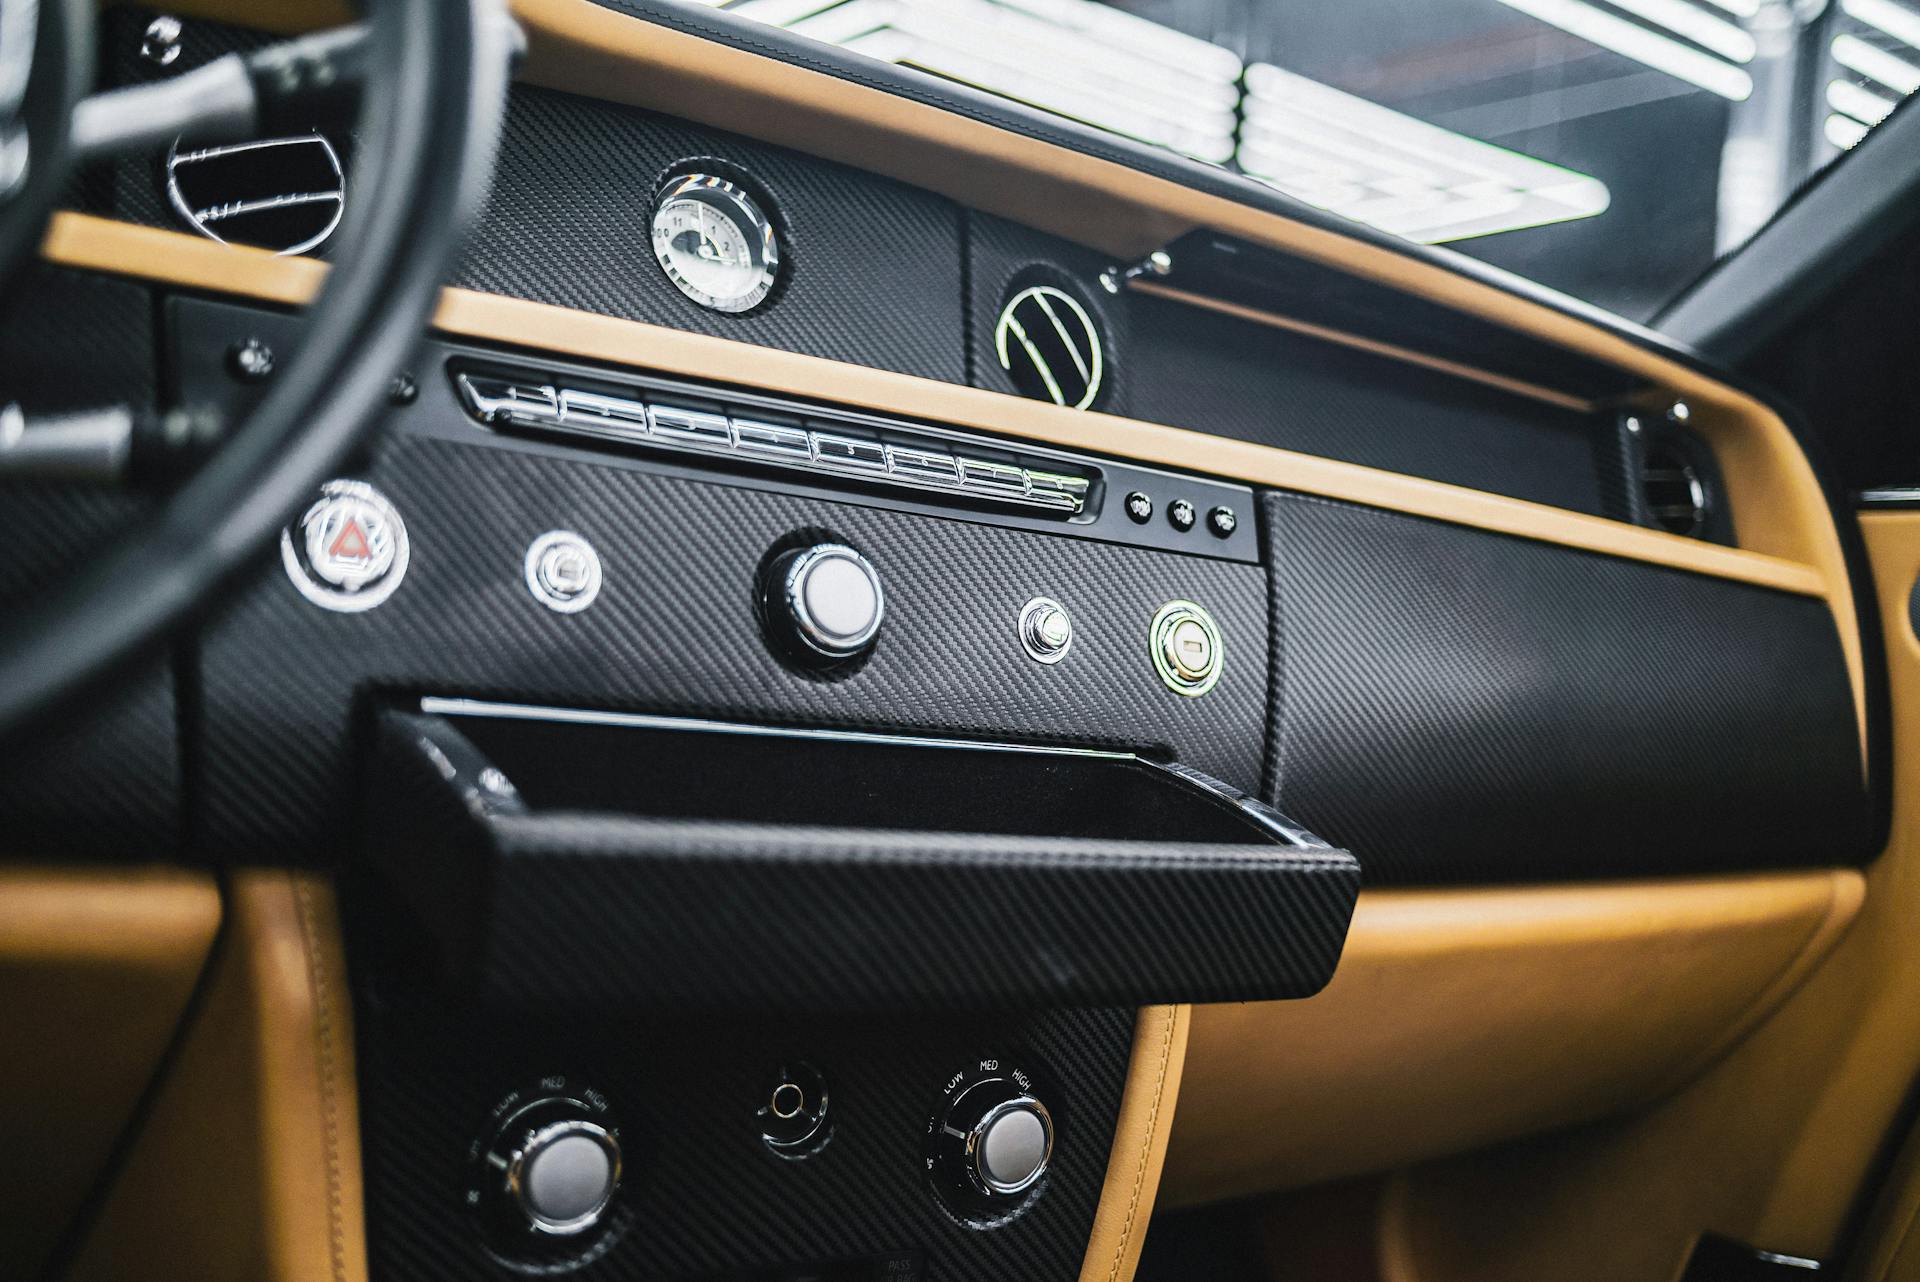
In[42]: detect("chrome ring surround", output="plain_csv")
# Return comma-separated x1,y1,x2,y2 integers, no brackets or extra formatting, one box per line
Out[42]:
278,478,410,613
522,528,603,614
649,171,781,314
166,133,347,257
504,1118,623,1237
782,542,885,658
965,1096,1054,1197
1017,595,1074,665
994,284,1105,411
1149,599,1224,698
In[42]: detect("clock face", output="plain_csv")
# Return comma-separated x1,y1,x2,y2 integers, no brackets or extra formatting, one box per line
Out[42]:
649,173,780,314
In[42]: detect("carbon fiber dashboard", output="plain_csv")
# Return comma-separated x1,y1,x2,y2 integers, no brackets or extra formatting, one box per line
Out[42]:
180,302,1272,862
1262,492,1871,883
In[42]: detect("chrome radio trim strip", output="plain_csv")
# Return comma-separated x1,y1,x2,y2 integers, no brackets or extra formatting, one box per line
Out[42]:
454,371,1093,516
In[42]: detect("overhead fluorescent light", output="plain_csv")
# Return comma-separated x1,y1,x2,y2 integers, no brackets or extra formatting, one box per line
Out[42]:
720,0,1243,161
1828,76,1899,122
1606,0,1757,62
1832,31,1920,91
830,24,1238,159
1239,63,1611,243
1826,111,1872,146
1842,0,1920,48
1491,0,1754,98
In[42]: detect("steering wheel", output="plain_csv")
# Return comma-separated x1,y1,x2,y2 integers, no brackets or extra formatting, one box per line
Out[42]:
0,0,511,740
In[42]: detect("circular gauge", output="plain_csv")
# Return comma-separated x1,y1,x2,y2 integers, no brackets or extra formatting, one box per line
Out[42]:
650,172,781,313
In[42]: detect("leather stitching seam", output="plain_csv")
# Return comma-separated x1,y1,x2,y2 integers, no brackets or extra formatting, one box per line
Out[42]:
1107,1006,1175,1282
293,877,349,1282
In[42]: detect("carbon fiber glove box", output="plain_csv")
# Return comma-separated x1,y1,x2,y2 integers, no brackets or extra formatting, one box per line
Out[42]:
363,703,1360,1014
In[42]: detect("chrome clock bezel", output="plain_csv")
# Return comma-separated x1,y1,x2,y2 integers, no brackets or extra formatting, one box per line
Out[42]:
649,172,781,314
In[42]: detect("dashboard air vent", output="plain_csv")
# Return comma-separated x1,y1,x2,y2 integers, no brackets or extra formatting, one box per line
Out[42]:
1641,439,1709,537
994,283,1106,411
166,134,345,257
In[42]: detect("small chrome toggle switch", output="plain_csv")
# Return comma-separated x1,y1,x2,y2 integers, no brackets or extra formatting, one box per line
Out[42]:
1018,597,1074,665
524,530,603,614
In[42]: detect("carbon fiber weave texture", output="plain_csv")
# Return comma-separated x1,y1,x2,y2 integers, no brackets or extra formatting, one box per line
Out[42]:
1261,491,1871,883
462,85,966,382
480,816,1357,1010
367,709,1356,1011
353,983,1134,1282
198,434,1271,859
1128,292,1611,516
0,265,176,858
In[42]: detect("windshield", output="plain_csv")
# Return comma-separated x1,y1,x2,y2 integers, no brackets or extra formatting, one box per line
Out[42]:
686,0,1915,320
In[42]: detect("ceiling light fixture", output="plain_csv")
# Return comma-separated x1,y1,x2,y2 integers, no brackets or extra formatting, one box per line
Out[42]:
1492,0,1755,98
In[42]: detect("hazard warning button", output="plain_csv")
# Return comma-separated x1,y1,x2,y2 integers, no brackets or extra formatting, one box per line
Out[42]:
280,480,410,612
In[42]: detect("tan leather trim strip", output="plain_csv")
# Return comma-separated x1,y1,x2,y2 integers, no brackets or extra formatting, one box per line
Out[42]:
68,870,368,1282
0,865,221,1281
1162,869,1865,1209
38,213,1826,600
1128,281,1597,414
1079,1004,1190,1282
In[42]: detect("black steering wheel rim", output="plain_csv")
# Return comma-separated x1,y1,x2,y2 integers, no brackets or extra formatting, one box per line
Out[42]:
0,0,509,744
0,0,88,294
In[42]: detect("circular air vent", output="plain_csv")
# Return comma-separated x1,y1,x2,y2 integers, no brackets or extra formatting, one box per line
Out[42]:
994,284,1105,411
1641,439,1709,537
166,133,346,257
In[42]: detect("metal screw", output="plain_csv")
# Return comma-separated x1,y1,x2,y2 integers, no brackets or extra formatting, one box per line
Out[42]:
387,372,418,406
226,337,275,383
141,16,183,67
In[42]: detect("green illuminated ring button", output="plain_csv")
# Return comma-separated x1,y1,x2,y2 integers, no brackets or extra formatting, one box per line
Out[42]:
1149,600,1224,697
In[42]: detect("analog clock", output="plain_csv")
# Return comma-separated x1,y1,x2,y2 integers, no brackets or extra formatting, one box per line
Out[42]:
649,172,781,314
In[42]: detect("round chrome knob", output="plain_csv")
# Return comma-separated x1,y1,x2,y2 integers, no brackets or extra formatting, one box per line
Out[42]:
504,1118,621,1235
771,542,885,660
932,1075,1054,1202
968,1096,1053,1195
473,1091,624,1244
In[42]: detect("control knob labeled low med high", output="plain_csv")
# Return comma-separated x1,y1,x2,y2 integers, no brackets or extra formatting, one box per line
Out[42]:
469,1082,624,1250
927,1059,1055,1216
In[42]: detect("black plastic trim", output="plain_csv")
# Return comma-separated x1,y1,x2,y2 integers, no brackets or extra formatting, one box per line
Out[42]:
1657,98,1920,364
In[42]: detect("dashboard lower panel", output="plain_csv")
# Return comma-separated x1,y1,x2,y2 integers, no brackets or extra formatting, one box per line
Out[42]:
350,977,1136,1282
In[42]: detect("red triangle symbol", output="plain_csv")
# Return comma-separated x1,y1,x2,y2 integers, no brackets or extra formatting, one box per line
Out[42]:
329,519,372,562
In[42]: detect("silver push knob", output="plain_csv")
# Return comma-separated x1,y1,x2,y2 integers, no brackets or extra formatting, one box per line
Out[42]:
774,542,885,659
967,1096,1054,1196
503,1118,622,1236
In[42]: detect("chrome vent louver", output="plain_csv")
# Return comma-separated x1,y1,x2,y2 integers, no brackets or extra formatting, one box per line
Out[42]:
166,134,345,257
